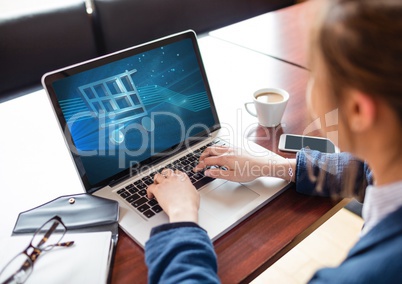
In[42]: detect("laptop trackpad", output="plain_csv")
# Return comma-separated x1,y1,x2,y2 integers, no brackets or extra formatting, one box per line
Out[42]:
200,181,259,221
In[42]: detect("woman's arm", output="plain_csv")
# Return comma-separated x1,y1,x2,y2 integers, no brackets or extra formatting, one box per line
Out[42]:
145,224,219,284
194,146,371,200
145,169,220,283
296,148,372,200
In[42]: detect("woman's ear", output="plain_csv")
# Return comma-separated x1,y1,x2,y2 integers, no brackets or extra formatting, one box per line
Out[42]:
344,90,376,132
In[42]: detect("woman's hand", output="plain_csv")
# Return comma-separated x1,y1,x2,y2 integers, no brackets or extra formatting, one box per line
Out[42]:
194,146,295,183
147,169,200,223
193,146,266,182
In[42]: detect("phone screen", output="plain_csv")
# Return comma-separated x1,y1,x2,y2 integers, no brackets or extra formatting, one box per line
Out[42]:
285,135,336,153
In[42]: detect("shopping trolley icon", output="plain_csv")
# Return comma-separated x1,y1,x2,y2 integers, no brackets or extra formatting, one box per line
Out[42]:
78,69,147,128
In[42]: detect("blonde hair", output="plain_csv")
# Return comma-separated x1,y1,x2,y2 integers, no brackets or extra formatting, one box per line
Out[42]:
311,0,402,123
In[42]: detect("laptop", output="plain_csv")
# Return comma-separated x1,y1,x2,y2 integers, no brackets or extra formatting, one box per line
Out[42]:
42,30,290,247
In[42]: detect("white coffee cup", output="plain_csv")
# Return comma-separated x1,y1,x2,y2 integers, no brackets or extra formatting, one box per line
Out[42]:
244,88,289,127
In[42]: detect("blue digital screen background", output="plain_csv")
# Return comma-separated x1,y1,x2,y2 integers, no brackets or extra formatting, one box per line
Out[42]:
52,39,216,186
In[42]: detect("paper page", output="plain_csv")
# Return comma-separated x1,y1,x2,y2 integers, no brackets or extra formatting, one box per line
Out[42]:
0,231,112,284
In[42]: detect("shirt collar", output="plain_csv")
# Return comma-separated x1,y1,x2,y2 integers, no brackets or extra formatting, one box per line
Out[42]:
361,180,402,237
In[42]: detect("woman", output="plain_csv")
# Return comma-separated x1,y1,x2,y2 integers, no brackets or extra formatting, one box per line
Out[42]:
145,0,402,282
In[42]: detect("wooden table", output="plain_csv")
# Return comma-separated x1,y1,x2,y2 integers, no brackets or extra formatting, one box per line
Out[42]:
111,34,346,283
209,1,315,69
0,2,346,283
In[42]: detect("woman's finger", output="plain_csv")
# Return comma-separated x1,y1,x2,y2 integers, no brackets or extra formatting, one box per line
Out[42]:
194,155,230,172
204,168,235,181
147,183,156,199
172,170,186,181
153,173,167,184
161,168,174,177
199,146,231,161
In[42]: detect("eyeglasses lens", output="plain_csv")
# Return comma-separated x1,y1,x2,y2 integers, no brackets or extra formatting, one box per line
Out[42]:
0,254,33,284
32,219,66,250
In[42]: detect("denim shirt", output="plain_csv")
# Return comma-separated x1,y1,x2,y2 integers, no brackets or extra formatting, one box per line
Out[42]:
145,223,220,284
295,149,372,201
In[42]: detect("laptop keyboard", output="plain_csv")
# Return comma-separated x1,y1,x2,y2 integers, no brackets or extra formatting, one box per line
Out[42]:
115,139,225,219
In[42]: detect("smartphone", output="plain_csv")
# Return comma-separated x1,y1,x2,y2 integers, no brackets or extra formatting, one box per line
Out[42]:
278,134,337,153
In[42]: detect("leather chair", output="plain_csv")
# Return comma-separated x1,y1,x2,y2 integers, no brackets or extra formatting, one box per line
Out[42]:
0,0,98,102
93,0,295,54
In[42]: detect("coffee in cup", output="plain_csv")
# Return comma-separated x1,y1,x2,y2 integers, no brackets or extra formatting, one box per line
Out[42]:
255,92,285,103
244,88,289,127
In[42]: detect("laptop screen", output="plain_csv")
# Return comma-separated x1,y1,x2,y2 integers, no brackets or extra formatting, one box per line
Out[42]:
43,31,220,192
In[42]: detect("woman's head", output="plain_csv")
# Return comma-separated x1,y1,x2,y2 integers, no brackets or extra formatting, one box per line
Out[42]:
307,0,402,153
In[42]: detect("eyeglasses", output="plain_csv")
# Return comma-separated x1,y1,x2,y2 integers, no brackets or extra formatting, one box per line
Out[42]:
0,216,74,284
